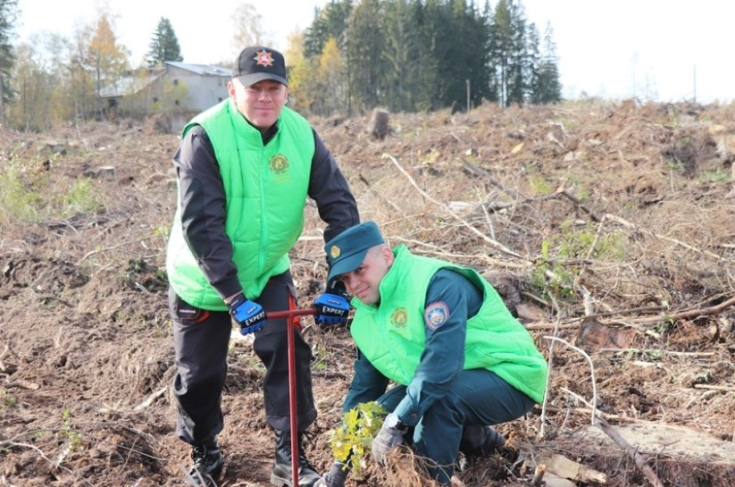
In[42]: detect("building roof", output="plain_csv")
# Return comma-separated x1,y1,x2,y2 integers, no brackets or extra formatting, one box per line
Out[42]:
99,62,232,99
99,72,161,98
166,62,232,77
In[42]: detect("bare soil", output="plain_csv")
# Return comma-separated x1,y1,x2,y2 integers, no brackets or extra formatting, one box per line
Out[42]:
1,100,734,487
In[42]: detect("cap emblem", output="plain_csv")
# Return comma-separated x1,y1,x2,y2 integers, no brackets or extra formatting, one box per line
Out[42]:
254,50,274,67
330,245,341,259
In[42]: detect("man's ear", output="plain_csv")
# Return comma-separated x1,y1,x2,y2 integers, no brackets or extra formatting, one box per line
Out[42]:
381,246,394,266
227,80,237,98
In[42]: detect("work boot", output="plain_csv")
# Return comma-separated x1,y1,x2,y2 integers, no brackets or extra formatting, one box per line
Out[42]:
270,429,322,487
184,438,223,486
458,425,505,469
314,462,348,487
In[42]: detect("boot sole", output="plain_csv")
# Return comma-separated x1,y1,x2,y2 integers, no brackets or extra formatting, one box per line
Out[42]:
270,470,321,487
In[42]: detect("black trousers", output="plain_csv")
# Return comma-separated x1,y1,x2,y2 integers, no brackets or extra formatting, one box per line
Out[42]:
169,270,317,445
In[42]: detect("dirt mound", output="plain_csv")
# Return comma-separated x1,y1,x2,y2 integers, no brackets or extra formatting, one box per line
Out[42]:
1,99,734,486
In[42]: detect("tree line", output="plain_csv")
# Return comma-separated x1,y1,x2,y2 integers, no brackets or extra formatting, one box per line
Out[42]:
290,0,561,116
0,1,184,131
0,0,560,131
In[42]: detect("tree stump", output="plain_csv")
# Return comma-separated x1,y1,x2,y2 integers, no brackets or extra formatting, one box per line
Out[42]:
367,108,390,140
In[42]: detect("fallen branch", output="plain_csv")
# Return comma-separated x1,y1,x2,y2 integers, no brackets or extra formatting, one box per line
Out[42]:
611,294,735,325
463,161,525,200
4,379,40,390
604,214,733,263
692,384,735,392
544,337,666,487
558,188,601,222
392,236,529,269
133,386,168,411
383,153,526,260
597,348,714,358
596,417,665,487
543,336,599,426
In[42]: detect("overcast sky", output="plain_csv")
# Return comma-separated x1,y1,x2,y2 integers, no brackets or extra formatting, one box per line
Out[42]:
16,0,735,103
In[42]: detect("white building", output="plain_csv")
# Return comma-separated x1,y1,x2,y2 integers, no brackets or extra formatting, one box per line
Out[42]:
100,62,232,132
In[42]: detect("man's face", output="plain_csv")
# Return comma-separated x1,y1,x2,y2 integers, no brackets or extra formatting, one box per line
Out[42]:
340,246,394,305
228,78,288,132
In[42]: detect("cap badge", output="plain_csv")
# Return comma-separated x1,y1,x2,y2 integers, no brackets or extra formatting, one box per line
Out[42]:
254,50,274,67
330,245,341,259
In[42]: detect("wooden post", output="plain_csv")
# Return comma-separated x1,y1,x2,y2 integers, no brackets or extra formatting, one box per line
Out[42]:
466,79,470,113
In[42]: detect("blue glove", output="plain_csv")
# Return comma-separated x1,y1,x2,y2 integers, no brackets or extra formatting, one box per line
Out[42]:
371,413,406,464
228,293,266,335
314,286,350,325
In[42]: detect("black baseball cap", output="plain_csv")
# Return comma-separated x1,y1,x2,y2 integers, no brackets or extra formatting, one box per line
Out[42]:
233,46,288,87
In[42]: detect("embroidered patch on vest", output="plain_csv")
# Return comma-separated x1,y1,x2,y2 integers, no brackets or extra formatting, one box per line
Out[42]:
390,308,408,328
269,154,289,174
424,302,450,330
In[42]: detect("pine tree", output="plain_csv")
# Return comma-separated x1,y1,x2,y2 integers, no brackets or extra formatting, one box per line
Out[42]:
304,0,353,59
381,0,420,112
0,0,19,112
345,0,385,110
505,0,528,106
147,17,183,68
536,23,562,103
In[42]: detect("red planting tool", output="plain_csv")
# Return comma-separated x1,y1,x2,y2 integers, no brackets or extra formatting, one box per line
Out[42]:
265,308,316,487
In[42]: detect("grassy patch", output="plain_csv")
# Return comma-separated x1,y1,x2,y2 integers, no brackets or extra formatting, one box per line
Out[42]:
0,156,103,223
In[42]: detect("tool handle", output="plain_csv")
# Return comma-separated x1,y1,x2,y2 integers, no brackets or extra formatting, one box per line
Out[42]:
265,308,316,320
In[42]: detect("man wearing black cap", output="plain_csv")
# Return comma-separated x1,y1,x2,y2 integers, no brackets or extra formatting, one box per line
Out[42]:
166,45,359,486
315,221,547,487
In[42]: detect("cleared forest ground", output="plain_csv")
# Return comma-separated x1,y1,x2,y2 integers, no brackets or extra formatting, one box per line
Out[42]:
1,99,734,486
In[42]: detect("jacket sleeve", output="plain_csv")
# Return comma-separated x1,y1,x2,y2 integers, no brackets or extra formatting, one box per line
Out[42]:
308,129,360,243
173,125,242,300
343,347,390,414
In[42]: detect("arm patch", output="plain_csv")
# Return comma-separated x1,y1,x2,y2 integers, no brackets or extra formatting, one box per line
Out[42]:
424,301,450,331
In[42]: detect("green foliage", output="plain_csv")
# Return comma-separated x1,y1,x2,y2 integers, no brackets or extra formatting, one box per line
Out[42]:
529,23,562,104
295,0,558,115
531,224,627,300
0,388,16,408
528,174,554,195
0,159,44,222
304,0,353,58
0,156,102,223
61,407,83,449
146,17,183,68
53,178,99,214
0,0,20,106
555,221,626,260
666,160,685,171
531,248,575,301
328,401,387,479
698,168,731,182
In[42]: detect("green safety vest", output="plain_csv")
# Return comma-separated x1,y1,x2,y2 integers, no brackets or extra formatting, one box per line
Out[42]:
351,246,547,403
167,99,315,310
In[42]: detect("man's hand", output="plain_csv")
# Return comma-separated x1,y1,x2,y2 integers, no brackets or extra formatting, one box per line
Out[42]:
228,293,266,334
314,279,350,325
371,413,406,464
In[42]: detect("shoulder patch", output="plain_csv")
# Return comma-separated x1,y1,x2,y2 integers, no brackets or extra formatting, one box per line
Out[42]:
424,301,450,331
